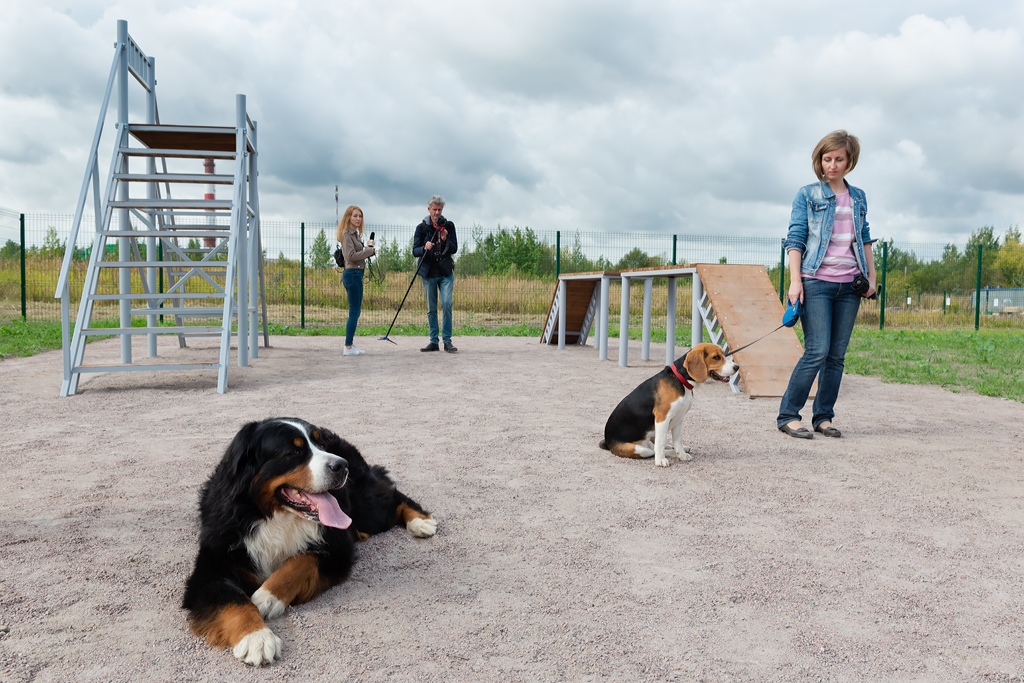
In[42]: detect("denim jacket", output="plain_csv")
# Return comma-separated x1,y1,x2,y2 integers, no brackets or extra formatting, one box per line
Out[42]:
784,180,872,277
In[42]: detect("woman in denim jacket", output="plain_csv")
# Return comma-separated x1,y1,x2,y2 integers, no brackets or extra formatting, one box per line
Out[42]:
777,130,877,439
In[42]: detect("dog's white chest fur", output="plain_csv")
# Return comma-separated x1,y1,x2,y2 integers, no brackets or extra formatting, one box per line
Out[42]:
245,511,324,581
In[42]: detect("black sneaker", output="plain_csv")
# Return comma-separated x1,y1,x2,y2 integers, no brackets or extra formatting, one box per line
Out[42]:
421,342,440,352
443,342,458,353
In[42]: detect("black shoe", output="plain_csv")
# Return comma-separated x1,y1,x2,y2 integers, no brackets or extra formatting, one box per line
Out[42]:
421,342,440,352
815,424,842,438
443,342,458,353
779,423,813,439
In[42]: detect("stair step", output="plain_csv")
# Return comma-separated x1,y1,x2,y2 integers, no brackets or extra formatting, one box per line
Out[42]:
110,199,233,210
115,172,235,184
81,326,225,336
73,362,223,373
94,260,228,268
120,147,236,160
99,229,228,239
89,292,224,301
130,307,225,316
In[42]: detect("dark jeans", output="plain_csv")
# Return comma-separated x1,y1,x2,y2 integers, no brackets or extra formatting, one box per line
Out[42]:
421,273,454,344
342,268,364,346
777,278,861,429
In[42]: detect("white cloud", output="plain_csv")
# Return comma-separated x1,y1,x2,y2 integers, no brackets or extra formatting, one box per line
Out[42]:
1,0,1022,248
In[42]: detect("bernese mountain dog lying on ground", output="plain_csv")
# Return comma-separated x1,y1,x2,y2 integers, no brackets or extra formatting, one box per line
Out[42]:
182,417,436,666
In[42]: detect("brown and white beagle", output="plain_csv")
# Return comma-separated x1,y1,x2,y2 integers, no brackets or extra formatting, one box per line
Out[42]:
599,343,739,467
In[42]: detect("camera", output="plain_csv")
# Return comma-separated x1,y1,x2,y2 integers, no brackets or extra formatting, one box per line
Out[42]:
852,274,877,299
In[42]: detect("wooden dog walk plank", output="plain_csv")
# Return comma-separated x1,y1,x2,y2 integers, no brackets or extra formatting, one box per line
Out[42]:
694,264,806,398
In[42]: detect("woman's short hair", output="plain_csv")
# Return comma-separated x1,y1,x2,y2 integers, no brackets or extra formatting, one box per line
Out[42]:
427,194,445,208
811,130,860,181
336,205,363,242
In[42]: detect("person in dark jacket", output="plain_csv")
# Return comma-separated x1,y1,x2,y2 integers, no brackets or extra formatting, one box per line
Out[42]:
412,195,458,353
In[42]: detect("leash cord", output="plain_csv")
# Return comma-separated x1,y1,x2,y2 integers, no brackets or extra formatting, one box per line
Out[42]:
726,324,785,356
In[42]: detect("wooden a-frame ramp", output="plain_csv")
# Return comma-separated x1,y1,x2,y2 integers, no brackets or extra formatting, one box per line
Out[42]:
693,264,806,398
542,264,806,398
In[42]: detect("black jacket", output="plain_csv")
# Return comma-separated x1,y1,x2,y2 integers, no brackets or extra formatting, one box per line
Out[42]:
412,215,458,278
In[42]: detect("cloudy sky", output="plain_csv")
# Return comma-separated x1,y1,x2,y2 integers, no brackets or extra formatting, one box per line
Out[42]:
1,0,1022,247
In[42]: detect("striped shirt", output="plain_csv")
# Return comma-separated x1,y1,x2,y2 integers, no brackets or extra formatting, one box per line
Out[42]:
815,191,858,282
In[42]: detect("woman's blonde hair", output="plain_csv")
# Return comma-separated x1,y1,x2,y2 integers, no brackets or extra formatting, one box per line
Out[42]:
336,205,364,242
811,130,860,181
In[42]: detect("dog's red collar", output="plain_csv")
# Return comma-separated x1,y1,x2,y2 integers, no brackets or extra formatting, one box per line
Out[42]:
668,364,693,390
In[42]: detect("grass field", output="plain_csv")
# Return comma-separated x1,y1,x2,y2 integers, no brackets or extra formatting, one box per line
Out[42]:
2,318,1022,403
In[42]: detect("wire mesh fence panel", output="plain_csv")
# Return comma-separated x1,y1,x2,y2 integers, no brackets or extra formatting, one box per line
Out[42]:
2,209,1022,333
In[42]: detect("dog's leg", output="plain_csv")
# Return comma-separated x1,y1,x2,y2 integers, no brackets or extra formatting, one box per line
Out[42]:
671,416,692,462
187,602,282,666
653,418,671,467
251,554,333,620
397,500,438,538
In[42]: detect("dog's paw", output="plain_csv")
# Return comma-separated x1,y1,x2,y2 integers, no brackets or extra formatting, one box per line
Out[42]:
233,627,281,666
677,451,694,462
407,516,437,538
251,588,286,620
655,457,671,467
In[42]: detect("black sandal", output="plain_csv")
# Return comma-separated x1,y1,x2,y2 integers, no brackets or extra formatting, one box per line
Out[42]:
779,423,813,439
814,424,842,438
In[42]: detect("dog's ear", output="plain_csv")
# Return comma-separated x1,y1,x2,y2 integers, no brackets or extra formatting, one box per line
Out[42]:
223,421,262,477
684,345,709,383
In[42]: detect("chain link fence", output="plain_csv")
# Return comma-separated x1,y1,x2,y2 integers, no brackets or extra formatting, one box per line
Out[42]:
2,209,1021,334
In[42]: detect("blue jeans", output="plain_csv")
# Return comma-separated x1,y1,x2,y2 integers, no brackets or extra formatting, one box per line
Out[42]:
777,278,861,430
342,268,364,346
421,273,454,344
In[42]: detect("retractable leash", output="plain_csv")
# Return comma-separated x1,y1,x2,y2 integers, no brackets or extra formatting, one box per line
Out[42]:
723,300,801,356
379,225,442,345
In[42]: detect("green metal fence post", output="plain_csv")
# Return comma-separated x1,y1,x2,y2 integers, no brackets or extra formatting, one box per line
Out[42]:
974,244,982,331
879,240,888,330
942,289,947,314
555,230,561,277
672,234,678,266
20,213,26,320
778,239,785,303
300,222,306,329
158,240,164,323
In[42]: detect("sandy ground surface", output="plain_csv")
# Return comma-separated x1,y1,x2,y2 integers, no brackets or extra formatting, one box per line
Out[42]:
1,334,1023,682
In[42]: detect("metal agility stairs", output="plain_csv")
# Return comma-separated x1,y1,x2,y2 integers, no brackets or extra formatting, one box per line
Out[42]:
55,20,268,396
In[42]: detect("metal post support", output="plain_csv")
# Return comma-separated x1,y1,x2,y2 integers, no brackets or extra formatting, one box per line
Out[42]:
975,244,983,331
665,278,677,365
599,275,611,360
879,241,888,330
248,119,261,360
641,278,653,361
672,234,677,265
557,279,566,349
235,95,249,368
300,222,306,328
555,231,561,277
618,276,630,367
19,214,26,320
691,273,703,346
145,55,158,358
116,20,132,364
779,239,786,303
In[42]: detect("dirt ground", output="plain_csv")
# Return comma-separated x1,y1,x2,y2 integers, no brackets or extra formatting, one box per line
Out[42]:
1,334,1023,682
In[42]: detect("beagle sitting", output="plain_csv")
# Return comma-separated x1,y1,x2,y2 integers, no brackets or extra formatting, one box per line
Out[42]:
599,343,739,467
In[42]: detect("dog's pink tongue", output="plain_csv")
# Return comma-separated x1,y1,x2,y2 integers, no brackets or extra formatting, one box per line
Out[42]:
308,492,352,529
